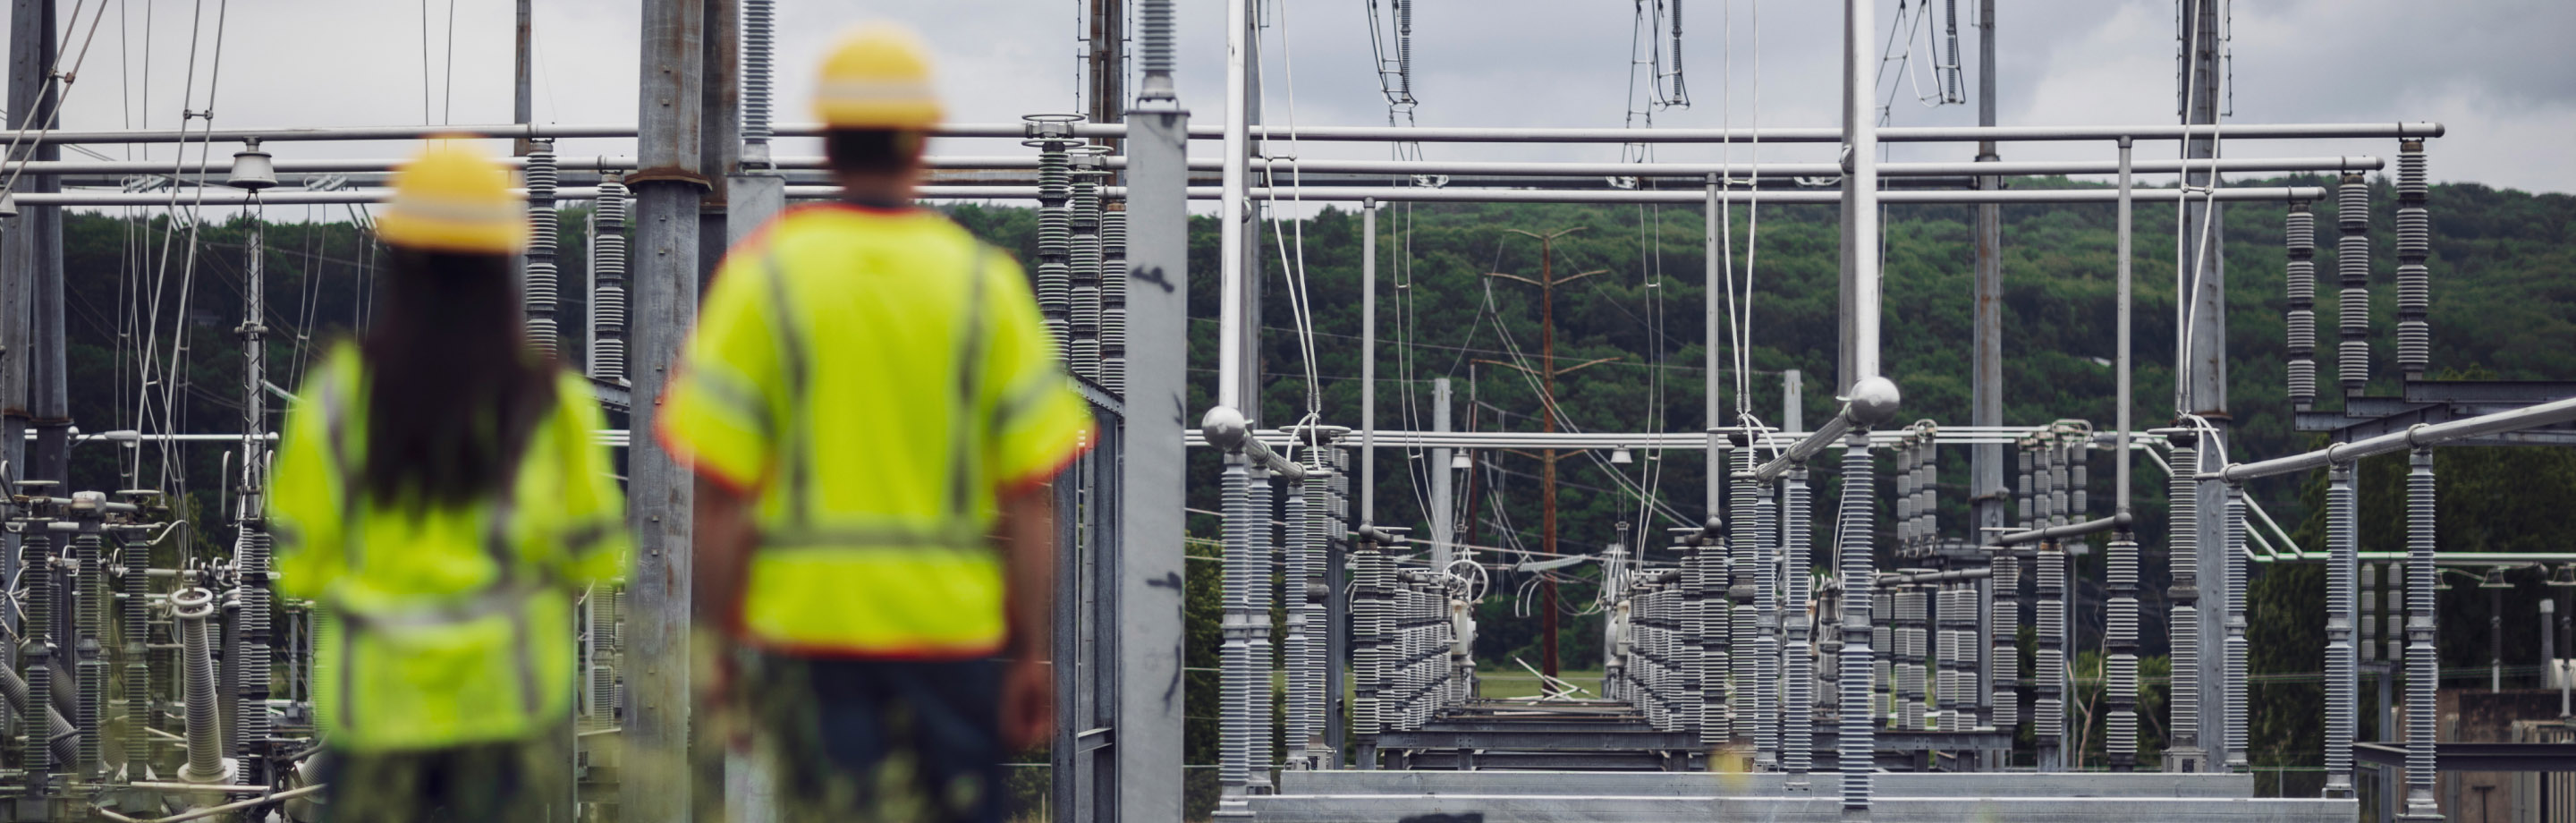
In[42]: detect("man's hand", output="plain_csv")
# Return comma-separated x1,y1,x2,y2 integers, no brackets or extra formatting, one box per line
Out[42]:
1001,658,1054,751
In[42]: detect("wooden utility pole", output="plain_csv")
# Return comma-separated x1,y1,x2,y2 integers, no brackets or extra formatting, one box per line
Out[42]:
1482,227,1616,679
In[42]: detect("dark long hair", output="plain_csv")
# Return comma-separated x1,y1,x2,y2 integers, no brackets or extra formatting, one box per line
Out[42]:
359,248,558,507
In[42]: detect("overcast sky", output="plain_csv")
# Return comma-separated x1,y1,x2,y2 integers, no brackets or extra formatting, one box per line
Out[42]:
16,0,2576,193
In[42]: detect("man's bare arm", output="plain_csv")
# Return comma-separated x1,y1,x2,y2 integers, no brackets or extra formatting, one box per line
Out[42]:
692,476,759,628
996,482,1057,660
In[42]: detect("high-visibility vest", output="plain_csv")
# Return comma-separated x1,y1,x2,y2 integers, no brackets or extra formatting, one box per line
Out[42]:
271,344,628,752
659,204,1094,658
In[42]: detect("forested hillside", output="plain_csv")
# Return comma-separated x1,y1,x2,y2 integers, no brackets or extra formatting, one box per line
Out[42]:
51,174,2576,802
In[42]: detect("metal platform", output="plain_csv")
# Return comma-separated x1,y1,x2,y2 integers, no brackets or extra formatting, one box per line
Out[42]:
1256,771,2353,822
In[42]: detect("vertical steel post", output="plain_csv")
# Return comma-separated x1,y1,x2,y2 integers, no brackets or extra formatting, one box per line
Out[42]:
624,0,705,818
1087,0,1126,155
1118,0,1190,803
9,0,67,494
2105,138,2140,771
1216,0,1250,414
1970,0,2004,572
1706,175,1724,521
2326,462,2358,797
1840,0,1882,392
1362,200,1377,526
1429,378,1453,570
2401,449,2439,820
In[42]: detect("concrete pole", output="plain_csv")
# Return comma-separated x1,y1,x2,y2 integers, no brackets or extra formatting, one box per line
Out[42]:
1119,0,1191,808
2179,0,2233,762
623,0,704,819
1430,378,1453,570
1969,0,2006,551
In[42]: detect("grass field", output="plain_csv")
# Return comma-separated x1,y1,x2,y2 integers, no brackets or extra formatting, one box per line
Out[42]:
1472,668,1608,700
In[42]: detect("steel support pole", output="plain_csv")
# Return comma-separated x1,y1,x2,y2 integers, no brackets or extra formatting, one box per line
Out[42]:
1362,200,1377,526
2103,139,2139,771
2180,0,2233,763
1216,0,1250,414
1119,0,1189,803
1969,0,2006,591
1430,378,1453,570
1706,175,1724,522
8,0,66,494
1840,0,1882,393
623,0,704,819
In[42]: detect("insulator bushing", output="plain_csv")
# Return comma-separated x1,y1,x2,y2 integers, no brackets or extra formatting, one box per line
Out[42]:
2287,203,2318,410
2395,140,2430,380
2223,486,2251,772
1836,437,1877,811
1099,204,1128,394
73,531,106,778
2166,444,2201,753
741,0,776,145
2337,172,2373,395
523,142,561,357
1781,468,1815,776
174,587,227,784
2324,464,2360,795
2402,450,2439,815
236,530,276,765
590,181,631,383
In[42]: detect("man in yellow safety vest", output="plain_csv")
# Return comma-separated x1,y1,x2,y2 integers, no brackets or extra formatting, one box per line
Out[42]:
657,21,1095,822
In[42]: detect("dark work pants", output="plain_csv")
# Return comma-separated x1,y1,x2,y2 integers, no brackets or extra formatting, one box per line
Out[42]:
747,654,1004,823
320,734,571,823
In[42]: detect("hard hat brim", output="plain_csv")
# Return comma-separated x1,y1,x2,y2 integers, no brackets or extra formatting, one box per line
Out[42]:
377,211,530,254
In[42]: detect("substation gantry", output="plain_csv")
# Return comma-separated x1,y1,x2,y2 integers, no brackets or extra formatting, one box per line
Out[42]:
0,0,2566,820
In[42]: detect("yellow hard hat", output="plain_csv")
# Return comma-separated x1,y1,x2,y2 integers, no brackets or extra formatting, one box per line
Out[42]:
814,23,944,130
376,139,528,254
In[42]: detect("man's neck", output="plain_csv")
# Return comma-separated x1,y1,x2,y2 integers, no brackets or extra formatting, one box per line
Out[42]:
838,172,918,209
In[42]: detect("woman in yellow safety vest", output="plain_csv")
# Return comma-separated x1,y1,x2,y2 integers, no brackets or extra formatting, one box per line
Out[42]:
269,141,628,822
